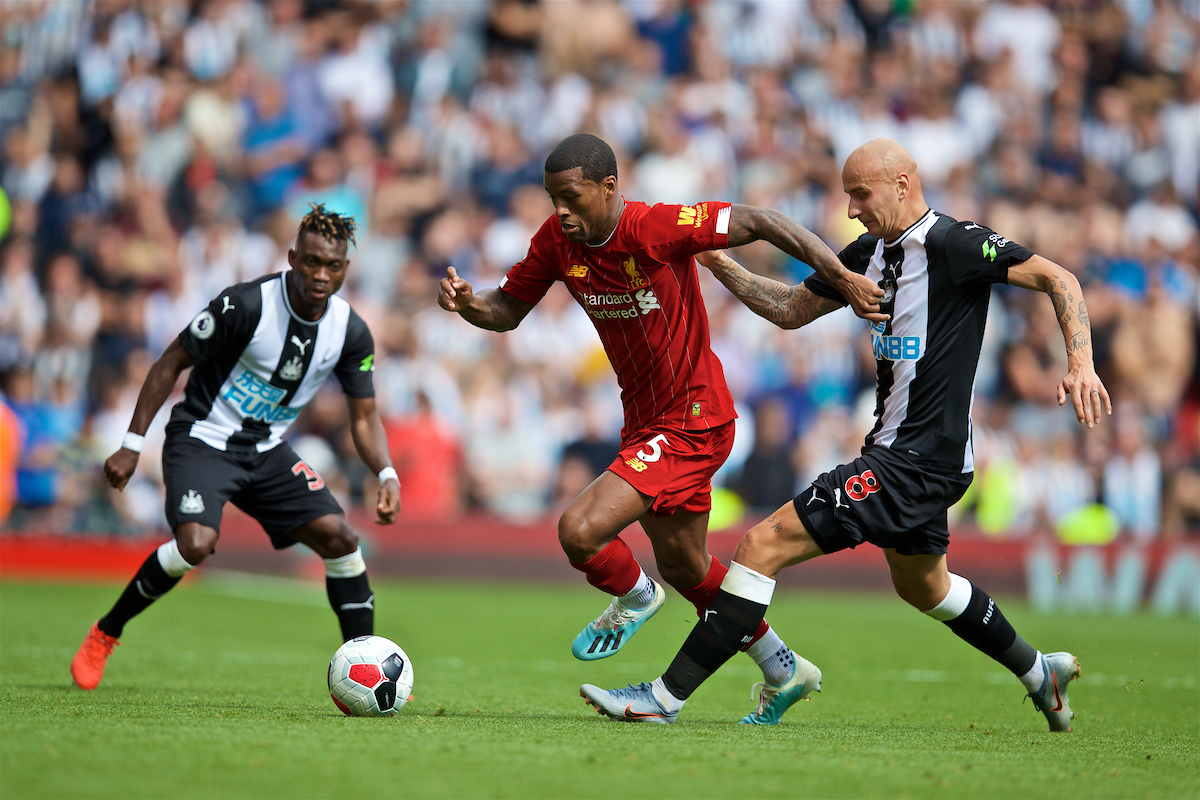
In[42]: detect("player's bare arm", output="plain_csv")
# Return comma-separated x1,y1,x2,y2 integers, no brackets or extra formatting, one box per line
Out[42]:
103,338,195,491
695,250,843,329
1007,254,1111,428
346,395,400,524
724,205,887,322
438,266,535,332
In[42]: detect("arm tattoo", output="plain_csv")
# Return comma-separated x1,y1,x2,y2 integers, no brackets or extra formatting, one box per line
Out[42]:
459,288,531,332
709,253,840,328
1048,279,1075,326
711,256,794,325
1048,271,1092,356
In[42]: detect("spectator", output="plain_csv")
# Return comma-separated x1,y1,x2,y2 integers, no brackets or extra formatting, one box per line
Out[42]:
0,0,1193,539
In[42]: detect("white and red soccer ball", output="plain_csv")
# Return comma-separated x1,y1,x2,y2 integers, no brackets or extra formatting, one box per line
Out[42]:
328,635,414,717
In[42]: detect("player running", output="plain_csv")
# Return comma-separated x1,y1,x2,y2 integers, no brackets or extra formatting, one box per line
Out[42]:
71,205,400,691
439,133,883,723
580,138,1108,730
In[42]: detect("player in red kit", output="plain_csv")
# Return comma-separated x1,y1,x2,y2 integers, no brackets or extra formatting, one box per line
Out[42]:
438,134,884,723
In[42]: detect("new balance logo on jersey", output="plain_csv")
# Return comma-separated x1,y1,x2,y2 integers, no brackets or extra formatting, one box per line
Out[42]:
180,490,205,514
636,289,660,314
567,264,589,278
290,335,311,355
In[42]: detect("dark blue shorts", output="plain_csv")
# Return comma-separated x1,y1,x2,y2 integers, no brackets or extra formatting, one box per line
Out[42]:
793,446,972,556
162,432,343,548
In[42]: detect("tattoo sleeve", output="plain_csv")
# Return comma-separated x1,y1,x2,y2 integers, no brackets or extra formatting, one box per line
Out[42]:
708,252,841,329
458,288,533,332
1047,271,1092,360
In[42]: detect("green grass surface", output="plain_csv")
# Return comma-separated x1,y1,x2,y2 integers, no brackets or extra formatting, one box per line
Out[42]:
2,574,1197,799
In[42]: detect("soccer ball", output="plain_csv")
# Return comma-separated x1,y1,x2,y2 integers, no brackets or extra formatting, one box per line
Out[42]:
328,635,414,717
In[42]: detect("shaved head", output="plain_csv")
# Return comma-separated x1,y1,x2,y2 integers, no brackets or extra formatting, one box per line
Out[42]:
844,138,920,191
842,138,928,241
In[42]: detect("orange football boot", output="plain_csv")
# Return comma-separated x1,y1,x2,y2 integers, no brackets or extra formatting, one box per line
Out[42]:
71,622,119,690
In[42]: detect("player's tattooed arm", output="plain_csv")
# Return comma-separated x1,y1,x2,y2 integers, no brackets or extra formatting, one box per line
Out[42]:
725,205,886,322
438,267,535,331
1007,254,1111,427
696,250,842,329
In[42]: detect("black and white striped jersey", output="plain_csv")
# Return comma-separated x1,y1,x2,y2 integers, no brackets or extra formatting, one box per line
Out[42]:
169,272,375,453
806,209,1035,474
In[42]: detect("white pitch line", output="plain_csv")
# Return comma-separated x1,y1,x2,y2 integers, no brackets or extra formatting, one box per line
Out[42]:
190,569,329,607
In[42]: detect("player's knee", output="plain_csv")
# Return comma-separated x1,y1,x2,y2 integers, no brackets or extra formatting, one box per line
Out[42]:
291,514,357,559
175,525,217,565
557,508,606,561
737,520,779,564
311,517,358,559
891,576,937,610
656,555,707,591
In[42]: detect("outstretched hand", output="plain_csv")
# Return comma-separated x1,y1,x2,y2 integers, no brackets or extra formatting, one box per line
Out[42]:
438,266,475,313
103,448,139,491
1059,364,1112,429
839,271,888,323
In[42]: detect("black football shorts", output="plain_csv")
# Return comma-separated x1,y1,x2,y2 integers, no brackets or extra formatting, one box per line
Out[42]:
162,431,343,548
792,445,973,556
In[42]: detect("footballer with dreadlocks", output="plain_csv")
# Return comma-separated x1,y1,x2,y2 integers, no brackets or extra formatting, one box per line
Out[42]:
72,205,401,691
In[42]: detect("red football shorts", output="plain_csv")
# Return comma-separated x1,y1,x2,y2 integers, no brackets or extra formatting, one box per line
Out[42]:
606,421,736,517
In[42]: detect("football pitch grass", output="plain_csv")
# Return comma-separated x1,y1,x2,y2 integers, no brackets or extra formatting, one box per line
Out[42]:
2,575,1197,799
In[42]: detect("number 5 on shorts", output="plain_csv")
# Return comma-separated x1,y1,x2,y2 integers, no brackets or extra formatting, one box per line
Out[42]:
637,434,669,463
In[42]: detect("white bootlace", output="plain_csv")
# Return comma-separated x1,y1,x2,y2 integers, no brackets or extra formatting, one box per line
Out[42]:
595,599,641,631
749,681,779,714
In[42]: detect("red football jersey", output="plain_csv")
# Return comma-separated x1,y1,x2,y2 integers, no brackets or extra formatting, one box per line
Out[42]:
501,200,737,434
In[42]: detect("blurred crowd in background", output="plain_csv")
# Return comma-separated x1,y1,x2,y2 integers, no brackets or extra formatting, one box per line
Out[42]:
0,0,1197,542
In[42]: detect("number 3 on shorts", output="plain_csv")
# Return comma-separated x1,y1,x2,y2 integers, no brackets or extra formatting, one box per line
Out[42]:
637,434,669,463
291,460,325,491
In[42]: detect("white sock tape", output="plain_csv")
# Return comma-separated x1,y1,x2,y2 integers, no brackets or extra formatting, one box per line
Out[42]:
926,573,973,620
324,548,366,578
156,540,195,577
721,561,776,606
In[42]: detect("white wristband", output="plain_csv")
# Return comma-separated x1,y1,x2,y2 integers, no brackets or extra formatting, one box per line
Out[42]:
122,432,145,453
377,467,398,484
